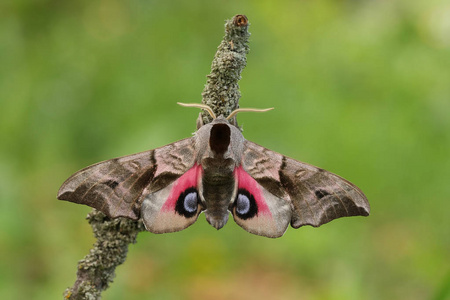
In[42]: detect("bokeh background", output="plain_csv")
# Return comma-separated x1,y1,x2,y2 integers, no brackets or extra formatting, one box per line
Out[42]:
1,0,449,299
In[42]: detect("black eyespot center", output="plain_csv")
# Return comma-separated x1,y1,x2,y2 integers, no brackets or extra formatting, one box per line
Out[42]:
315,189,331,199
104,180,119,189
234,189,257,220
175,187,198,218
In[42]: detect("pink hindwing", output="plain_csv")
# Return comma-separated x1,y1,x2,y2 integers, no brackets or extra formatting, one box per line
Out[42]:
232,166,291,238
235,166,271,216
161,164,203,212
141,164,203,233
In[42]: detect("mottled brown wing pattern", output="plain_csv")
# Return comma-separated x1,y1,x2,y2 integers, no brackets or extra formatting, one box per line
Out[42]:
241,141,370,229
57,138,196,219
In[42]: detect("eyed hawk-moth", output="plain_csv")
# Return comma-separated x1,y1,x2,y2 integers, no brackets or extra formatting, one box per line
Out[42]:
58,103,370,238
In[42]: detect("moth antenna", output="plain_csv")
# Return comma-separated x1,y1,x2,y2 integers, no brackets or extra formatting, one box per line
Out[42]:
226,107,274,120
177,102,217,119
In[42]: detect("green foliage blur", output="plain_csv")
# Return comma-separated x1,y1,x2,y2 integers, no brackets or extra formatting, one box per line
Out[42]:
1,0,449,299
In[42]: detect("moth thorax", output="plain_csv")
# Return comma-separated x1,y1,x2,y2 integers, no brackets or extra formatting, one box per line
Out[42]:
209,123,231,155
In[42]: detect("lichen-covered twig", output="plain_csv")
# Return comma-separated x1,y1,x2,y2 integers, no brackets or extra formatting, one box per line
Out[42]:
63,14,250,299
201,14,250,126
64,211,145,299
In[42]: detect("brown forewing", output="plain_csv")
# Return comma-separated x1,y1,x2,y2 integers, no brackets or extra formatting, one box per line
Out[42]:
241,141,370,229
57,138,196,219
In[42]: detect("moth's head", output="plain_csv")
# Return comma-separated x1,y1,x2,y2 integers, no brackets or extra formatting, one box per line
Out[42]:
177,102,273,160
189,117,242,162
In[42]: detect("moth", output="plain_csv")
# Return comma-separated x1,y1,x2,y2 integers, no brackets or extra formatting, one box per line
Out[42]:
58,103,370,238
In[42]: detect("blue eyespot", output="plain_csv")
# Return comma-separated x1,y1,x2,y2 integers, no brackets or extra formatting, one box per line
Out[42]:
184,192,198,213
175,188,199,218
234,189,257,219
236,194,250,215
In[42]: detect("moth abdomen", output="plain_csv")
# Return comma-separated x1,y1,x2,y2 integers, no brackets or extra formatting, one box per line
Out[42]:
205,211,229,230
201,165,235,230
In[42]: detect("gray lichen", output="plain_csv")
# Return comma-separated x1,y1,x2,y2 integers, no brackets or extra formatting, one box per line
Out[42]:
64,211,144,299
201,14,250,126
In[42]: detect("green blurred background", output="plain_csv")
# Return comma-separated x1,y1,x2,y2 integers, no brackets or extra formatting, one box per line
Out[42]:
1,0,449,299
